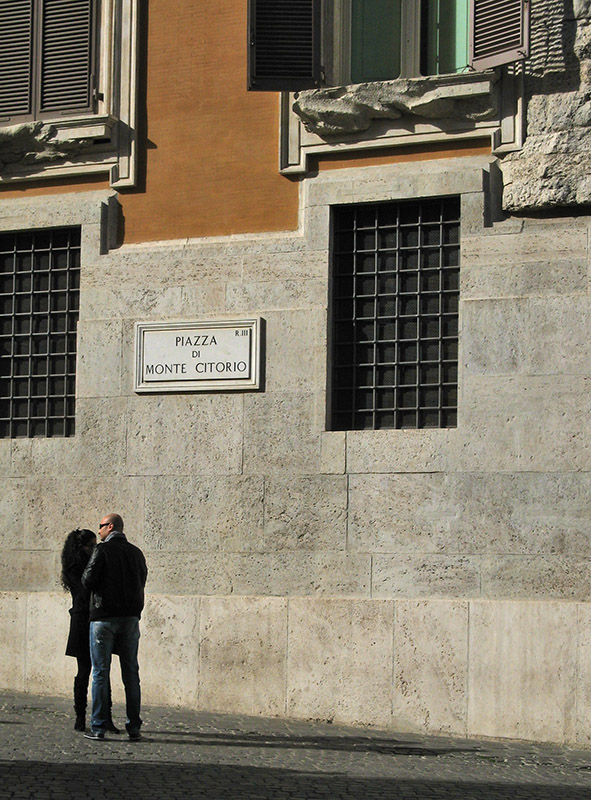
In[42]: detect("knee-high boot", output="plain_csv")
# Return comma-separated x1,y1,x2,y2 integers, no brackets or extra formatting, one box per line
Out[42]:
73,675,87,731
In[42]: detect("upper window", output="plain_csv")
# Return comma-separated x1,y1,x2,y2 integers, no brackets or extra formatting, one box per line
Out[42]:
248,0,530,90
0,0,138,188
345,0,469,84
0,0,96,125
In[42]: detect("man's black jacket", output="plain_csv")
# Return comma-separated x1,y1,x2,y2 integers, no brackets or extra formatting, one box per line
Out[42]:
82,532,148,621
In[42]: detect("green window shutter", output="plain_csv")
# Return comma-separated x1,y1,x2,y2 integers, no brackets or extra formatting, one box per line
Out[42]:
350,0,401,83
470,0,529,71
247,0,322,91
0,0,33,118
40,0,94,113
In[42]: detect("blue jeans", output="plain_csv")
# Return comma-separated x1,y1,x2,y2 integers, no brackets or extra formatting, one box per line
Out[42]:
89,617,142,734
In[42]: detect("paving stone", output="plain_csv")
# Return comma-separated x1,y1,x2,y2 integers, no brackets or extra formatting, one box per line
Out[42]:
0,691,591,799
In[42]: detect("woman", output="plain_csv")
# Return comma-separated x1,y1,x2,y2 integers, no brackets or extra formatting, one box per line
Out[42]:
61,528,119,733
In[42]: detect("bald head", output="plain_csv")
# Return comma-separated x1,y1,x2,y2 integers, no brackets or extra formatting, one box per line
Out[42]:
98,513,124,540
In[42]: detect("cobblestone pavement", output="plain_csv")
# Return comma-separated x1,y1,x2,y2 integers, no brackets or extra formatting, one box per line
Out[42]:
1,691,591,799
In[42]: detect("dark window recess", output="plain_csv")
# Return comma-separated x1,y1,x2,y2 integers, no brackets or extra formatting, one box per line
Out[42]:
0,227,80,438
247,0,322,90
0,0,96,123
329,198,459,431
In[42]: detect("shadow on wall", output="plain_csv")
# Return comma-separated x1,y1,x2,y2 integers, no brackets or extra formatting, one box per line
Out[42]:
527,0,580,94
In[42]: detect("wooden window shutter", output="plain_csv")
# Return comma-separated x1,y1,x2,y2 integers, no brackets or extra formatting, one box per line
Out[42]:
470,0,530,71
40,0,94,113
0,0,34,118
248,0,322,91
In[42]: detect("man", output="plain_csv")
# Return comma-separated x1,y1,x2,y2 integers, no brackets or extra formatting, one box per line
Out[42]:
82,513,148,741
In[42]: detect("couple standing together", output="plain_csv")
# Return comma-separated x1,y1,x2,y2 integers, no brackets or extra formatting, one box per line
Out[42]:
61,513,148,741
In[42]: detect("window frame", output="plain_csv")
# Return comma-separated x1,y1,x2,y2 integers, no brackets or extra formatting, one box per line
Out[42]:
0,0,99,127
248,0,529,91
328,196,460,432
0,0,139,189
0,226,81,439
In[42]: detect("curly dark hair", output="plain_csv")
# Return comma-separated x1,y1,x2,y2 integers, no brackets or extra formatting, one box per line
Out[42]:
61,528,96,592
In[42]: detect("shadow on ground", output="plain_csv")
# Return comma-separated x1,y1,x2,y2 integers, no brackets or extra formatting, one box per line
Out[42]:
140,728,482,757
0,760,587,800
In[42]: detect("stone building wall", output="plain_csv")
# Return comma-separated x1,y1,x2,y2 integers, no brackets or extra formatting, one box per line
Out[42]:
2,1,591,747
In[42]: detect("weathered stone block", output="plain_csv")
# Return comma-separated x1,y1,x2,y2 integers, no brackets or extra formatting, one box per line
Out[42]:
0,550,58,592
518,376,591,471
576,603,591,745
461,258,587,300
26,398,128,478
287,598,394,727
220,552,371,596
468,600,578,742
263,310,326,393
25,477,145,552
394,600,468,734
0,480,27,549
141,594,200,707
199,596,287,716
143,475,265,552
263,475,347,550
243,393,322,475
462,298,530,375
346,429,449,473
320,431,346,474
372,555,481,598
348,474,455,554
528,296,591,375
461,219,588,268
225,278,326,313
25,593,71,696
76,320,123,398
126,394,243,476
481,555,591,601
0,593,26,691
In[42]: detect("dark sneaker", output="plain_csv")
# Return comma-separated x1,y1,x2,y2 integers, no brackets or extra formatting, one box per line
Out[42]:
128,731,142,741
84,730,105,741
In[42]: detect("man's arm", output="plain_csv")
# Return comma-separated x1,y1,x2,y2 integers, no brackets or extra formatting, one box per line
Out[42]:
81,545,104,590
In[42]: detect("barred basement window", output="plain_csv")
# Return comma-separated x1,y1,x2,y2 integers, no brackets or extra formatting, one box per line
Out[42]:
0,228,80,438
329,198,459,430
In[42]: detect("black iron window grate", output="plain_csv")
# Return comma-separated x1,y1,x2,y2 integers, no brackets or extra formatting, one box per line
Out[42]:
330,198,459,430
0,228,80,438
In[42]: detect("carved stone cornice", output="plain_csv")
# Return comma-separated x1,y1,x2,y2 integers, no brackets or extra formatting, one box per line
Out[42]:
293,73,499,137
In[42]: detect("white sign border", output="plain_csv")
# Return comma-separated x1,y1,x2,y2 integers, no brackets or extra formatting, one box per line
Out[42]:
134,318,261,393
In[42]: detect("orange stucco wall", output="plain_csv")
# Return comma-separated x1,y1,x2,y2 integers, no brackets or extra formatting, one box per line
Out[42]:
119,0,300,243
0,2,493,245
